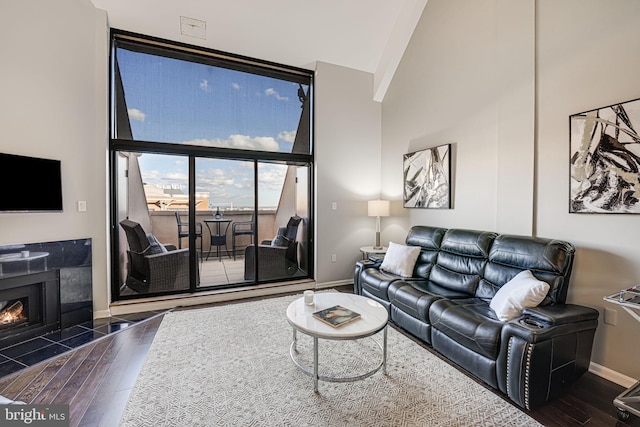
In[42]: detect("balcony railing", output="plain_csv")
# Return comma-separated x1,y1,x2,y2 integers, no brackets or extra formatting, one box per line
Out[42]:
149,210,276,253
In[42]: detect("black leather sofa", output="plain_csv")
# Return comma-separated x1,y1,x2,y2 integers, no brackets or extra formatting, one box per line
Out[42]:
354,226,599,410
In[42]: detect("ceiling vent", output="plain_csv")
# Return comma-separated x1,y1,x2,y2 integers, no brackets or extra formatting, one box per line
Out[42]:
180,16,206,40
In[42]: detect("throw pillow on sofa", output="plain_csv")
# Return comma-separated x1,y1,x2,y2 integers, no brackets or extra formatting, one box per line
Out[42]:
380,242,421,277
489,269,549,321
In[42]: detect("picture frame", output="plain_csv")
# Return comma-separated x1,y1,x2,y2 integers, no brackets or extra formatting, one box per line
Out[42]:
570,98,640,213
403,144,451,209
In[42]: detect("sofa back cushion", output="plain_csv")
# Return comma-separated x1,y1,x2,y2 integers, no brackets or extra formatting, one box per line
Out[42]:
429,229,497,295
479,235,575,304
405,226,447,278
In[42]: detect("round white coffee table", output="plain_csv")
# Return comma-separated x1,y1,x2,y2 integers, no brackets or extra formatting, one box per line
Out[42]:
285,292,388,392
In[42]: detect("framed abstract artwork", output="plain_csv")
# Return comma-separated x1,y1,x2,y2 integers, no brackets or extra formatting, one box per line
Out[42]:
570,98,640,213
403,144,451,208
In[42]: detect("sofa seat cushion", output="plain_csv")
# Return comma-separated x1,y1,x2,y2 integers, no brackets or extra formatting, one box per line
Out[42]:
358,268,403,301
388,280,469,323
430,298,504,360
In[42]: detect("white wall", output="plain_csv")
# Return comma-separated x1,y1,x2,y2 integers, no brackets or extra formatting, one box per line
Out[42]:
536,0,640,382
382,0,640,382
0,2,383,314
314,62,382,285
382,0,536,239
0,1,110,316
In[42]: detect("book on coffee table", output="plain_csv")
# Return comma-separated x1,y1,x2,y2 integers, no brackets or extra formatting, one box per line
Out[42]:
312,305,361,327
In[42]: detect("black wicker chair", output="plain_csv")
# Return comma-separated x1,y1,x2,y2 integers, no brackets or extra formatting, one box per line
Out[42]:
175,211,203,254
120,219,193,293
232,214,254,260
244,216,302,281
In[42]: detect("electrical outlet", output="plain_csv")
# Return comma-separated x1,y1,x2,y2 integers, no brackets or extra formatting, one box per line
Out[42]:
331,254,337,263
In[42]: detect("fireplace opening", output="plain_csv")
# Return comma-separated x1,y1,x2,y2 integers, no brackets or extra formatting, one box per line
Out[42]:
0,299,28,330
0,270,59,347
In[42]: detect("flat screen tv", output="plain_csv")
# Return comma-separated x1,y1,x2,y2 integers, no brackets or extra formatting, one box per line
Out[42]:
0,153,63,212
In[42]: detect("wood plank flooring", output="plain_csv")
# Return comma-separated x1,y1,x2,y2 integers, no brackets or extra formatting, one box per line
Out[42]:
0,291,637,426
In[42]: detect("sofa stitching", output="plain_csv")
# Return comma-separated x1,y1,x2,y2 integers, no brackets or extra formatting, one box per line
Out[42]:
524,343,533,410
506,337,513,399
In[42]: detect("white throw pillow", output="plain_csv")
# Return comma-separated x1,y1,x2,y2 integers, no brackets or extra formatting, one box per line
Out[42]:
380,242,421,278
490,270,550,321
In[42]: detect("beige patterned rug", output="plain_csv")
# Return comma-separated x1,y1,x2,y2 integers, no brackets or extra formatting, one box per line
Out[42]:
120,293,541,426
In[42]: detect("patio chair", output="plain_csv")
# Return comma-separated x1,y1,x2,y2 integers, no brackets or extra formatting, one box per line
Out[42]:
175,211,203,254
232,214,254,260
120,219,194,293
244,216,302,281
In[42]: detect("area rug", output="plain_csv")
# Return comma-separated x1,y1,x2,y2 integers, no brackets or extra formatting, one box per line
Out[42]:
120,294,542,426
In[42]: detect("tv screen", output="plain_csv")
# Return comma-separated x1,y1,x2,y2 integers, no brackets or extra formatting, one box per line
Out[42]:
0,153,63,212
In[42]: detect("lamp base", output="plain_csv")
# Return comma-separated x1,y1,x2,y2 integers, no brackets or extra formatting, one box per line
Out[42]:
373,231,382,250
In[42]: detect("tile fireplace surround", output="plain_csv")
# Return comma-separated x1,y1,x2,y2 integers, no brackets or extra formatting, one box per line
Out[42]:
0,238,94,376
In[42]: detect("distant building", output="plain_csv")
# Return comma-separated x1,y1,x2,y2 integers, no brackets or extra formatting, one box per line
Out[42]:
144,185,210,211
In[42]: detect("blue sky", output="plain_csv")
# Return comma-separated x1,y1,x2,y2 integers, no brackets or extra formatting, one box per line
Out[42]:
118,49,306,208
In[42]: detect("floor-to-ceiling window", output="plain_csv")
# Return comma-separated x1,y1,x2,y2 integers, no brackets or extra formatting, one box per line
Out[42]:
110,30,313,301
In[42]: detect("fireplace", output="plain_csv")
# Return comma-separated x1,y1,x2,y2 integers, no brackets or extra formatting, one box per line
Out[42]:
0,270,60,348
0,238,92,349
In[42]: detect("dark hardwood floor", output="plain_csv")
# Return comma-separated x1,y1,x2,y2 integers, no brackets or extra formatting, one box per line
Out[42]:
0,287,637,426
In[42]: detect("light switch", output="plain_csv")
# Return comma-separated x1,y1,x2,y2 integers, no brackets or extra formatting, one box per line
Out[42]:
77,201,87,212
331,202,337,210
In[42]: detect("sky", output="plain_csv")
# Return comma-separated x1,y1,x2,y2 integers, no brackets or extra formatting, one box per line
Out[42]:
117,48,307,208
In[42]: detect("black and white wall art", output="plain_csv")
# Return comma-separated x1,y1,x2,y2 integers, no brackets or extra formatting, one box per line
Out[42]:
570,98,640,213
403,144,451,208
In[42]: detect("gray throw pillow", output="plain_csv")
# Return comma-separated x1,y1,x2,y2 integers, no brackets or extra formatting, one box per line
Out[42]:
271,227,288,247
146,233,168,254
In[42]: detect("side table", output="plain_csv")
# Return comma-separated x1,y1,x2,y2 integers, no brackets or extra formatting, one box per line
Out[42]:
604,287,640,421
359,246,387,260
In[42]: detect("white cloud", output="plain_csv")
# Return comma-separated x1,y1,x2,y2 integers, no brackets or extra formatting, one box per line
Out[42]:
141,169,161,180
182,134,280,152
232,82,240,90
259,164,287,190
265,88,288,101
200,80,211,92
165,172,188,181
278,130,296,143
128,108,146,122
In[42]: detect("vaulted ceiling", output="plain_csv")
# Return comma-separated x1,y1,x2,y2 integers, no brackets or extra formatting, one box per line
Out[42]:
90,0,428,101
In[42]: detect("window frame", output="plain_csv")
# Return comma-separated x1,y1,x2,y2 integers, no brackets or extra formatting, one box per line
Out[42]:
108,29,314,302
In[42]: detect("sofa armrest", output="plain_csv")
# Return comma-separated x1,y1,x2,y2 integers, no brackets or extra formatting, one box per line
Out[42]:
354,259,383,294
521,304,599,327
497,304,599,410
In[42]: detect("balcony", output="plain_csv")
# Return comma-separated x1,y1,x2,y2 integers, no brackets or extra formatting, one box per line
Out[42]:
151,209,274,287
119,209,307,297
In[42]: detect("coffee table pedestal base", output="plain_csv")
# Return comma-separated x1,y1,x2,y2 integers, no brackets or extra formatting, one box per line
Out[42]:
289,326,387,392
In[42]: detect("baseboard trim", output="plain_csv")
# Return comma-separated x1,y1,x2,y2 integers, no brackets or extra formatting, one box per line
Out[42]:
589,362,637,388
93,309,111,319
107,279,315,317
315,279,352,289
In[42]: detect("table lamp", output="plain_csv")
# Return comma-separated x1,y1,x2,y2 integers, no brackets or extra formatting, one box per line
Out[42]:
368,200,390,250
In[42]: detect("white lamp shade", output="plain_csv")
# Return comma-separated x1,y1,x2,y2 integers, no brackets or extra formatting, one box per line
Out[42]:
368,200,390,217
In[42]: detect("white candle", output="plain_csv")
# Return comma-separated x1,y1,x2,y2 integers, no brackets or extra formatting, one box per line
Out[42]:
304,290,314,305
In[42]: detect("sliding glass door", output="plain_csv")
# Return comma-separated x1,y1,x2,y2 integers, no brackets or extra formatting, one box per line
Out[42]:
195,157,254,287
109,30,313,301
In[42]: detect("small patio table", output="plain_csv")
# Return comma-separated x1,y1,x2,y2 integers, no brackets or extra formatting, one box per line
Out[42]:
203,218,232,261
